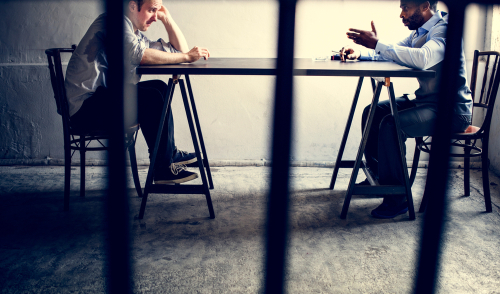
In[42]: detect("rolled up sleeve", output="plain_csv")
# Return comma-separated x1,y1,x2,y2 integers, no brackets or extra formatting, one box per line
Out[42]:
148,38,182,53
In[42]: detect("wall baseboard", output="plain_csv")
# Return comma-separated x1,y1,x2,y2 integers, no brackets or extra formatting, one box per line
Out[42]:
0,158,483,169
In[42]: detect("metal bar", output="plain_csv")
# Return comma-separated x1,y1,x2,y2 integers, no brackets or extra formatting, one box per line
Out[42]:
179,79,215,219
104,0,131,293
340,82,383,219
185,75,215,189
360,162,378,185
80,136,86,197
264,0,296,293
414,2,467,293
139,79,175,219
387,82,415,220
330,76,364,189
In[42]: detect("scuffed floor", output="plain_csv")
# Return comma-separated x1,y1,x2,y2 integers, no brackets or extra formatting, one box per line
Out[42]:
0,165,499,293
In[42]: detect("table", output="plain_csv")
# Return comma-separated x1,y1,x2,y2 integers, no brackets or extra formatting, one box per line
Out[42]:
136,58,435,220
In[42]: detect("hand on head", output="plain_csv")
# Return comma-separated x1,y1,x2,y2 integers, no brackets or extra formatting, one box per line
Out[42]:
346,21,379,50
157,5,171,22
186,46,210,63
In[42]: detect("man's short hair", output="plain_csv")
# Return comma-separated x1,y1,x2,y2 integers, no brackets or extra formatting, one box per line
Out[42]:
132,0,145,11
413,0,438,12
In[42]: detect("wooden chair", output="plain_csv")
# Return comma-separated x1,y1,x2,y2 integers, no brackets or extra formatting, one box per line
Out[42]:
409,50,500,213
46,46,143,211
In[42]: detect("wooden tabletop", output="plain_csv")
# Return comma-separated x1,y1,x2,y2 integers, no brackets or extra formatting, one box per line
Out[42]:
136,58,435,78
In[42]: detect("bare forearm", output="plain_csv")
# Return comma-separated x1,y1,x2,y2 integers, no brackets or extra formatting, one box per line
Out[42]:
140,48,188,65
162,18,189,53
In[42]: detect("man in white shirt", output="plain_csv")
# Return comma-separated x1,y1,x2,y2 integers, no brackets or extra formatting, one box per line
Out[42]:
65,0,210,184
340,0,473,218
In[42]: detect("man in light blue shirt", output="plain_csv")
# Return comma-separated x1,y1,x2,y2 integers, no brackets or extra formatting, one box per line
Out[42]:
65,0,210,184
340,0,473,218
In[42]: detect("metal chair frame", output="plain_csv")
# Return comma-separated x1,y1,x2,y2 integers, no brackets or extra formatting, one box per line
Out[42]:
410,50,500,213
46,46,143,211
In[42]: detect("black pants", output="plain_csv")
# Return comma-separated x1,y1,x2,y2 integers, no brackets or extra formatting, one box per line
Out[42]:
361,96,470,204
71,80,175,167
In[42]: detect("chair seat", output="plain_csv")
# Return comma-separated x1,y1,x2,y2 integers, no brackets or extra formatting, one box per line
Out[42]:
70,124,140,136
456,125,480,135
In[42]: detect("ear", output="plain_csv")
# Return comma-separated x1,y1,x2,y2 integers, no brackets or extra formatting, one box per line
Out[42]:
128,1,137,12
421,1,431,12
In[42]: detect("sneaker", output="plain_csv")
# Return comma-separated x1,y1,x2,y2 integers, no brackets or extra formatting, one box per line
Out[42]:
154,163,198,184
371,201,408,219
171,149,197,165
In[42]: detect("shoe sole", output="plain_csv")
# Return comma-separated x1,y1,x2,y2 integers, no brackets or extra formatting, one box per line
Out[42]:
174,157,197,165
154,173,198,185
371,207,409,219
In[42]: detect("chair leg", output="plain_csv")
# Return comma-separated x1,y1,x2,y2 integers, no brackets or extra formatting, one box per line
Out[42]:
80,137,86,198
464,139,471,196
409,138,422,187
128,143,143,197
64,145,71,211
482,147,492,212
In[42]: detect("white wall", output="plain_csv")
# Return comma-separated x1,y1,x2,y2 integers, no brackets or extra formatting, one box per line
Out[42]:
0,0,492,166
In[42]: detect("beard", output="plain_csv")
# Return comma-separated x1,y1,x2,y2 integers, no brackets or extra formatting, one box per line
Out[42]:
404,8,425,30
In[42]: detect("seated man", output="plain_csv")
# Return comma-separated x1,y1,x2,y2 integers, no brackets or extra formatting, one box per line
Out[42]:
65,0,210,184
340,0,473,218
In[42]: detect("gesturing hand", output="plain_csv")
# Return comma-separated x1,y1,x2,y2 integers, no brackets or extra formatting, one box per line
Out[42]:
346,21,379,50
185,46,210,63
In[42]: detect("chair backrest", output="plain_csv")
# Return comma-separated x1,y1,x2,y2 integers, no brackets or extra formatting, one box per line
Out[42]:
45,45,76,135
469,50,500,134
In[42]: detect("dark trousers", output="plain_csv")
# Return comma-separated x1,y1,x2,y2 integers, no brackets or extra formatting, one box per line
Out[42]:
361,96,470,204
70,80,175,167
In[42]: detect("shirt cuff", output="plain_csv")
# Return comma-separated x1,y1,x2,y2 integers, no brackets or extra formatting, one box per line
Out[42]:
374,40,389,56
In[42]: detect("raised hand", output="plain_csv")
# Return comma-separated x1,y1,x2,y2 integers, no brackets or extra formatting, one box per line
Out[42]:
346,21,379,49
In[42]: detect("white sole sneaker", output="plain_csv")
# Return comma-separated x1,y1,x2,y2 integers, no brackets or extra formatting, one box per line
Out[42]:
154,173,198,184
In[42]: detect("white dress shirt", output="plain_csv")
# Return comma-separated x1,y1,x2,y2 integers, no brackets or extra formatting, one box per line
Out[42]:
359,11,472,116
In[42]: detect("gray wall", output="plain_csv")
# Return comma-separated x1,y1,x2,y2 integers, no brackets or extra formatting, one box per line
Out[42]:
1,1,496,170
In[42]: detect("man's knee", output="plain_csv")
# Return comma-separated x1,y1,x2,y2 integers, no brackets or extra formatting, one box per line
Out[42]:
379,115,396,130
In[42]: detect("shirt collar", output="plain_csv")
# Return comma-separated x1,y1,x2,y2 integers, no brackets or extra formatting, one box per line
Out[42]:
420,10,447,33
123,15,141,36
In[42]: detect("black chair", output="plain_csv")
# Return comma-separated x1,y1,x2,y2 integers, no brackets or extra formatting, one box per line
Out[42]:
46,46,143,211
409,50,500,213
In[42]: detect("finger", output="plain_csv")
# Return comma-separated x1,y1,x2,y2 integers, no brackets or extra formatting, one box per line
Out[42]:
340,47,345,62
348,28,364,33
346,32,360,38
371,21,377,35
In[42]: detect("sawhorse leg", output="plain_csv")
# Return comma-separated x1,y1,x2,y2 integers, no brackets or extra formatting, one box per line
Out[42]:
185,75,214,189
330,76,365,190
339,78,415,220
138,77,215,219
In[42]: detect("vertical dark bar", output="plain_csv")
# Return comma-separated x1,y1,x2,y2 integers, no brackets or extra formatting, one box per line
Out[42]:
414,1,467,293
105,0,131,293
264,0,296,293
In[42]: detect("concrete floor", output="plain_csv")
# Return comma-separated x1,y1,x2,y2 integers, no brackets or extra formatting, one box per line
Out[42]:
1,165,499,293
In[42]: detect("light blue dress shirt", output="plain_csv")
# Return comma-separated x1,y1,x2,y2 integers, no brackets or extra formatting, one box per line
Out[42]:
359,11,472,116
65,14,180,117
